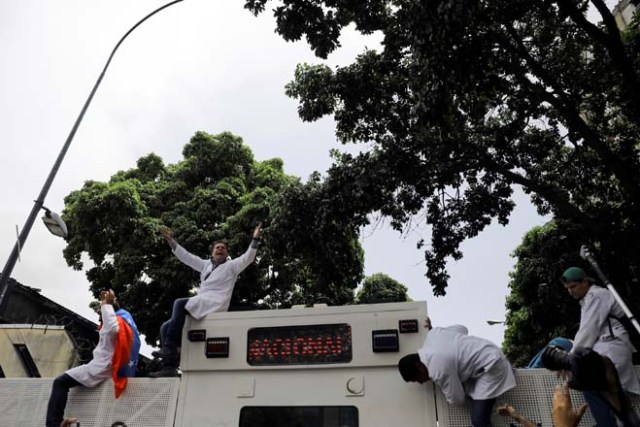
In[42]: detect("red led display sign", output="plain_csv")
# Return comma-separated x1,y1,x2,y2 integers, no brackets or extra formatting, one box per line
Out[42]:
247,323,352,366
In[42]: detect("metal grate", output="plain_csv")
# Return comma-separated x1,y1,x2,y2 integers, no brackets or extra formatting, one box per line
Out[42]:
1,368,639,426
434,367,640,426
0,378,179,427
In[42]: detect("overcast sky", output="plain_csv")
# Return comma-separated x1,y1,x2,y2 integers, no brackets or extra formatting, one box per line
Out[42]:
0,0,554,354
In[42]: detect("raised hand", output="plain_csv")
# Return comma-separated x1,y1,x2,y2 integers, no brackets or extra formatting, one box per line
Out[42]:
552,384,588,427
160,225,177,249
160,225,174,241
253,222,263,240
99,289,116,305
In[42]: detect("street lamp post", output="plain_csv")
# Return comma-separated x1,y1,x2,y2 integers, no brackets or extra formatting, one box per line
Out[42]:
0,0,185,306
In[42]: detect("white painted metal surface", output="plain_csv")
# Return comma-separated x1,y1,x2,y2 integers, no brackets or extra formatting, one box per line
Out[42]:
2,301,640,427
0,378,179,427
175,301,434,427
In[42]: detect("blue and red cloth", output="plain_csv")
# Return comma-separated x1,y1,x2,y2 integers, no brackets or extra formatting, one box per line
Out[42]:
112,308,141,398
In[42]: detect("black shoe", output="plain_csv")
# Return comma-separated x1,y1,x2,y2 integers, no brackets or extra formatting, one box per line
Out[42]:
151,348,179,360
148,367,180,378
151,349,168,359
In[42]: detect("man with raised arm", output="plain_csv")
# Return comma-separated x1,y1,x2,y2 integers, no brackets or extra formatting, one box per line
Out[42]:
45,290,140,427
150,223,262,377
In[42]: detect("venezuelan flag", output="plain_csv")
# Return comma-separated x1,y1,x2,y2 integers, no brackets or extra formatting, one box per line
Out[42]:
112,309,141,398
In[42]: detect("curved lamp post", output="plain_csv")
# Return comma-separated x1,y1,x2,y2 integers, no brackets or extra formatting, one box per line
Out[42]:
0,0,185,305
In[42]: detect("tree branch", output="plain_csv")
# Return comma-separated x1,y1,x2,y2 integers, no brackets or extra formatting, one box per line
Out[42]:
555,0,610,45
485,161,604,234
555,0,640,117
497,25,640,202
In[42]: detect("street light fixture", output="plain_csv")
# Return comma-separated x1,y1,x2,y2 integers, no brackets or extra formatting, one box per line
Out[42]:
41,207,68,238
486,320,504,326
0,0,185,305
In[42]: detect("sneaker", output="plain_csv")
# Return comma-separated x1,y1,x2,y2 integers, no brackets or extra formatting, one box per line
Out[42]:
148,367,180,378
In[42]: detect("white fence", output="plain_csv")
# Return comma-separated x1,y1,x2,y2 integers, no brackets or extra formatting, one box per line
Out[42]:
1,370,639,426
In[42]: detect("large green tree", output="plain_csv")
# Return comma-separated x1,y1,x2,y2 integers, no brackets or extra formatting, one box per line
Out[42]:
62,131,363,344
356,272,410,304
244,0,640,298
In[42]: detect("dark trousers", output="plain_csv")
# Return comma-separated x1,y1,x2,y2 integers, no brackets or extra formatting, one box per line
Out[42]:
46,373,81,427
470,398,496,427
584,391,618,427
159,297,189,353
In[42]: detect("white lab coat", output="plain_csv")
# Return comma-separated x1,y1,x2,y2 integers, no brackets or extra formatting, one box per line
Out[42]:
418,325,516,406
173,242,258,320
572,285,640,394
66,304,118,387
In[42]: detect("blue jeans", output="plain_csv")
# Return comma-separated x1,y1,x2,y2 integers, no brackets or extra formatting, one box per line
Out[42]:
160,297,190,351
584,391,618,426
46,373,81,427
471,398,496,427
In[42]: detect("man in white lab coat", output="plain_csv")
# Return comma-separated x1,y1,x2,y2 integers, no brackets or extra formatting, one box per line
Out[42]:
562,266,640,426
398,324,516,426
150,223,262,377
45,290,140,427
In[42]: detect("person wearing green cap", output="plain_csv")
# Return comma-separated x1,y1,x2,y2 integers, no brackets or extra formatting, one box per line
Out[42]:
561,266,640,426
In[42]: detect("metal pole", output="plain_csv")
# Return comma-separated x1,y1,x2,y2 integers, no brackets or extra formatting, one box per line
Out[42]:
0,0,185,306
580,245,640,336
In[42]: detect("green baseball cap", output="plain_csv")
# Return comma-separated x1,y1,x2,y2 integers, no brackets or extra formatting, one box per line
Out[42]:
562,267,591,282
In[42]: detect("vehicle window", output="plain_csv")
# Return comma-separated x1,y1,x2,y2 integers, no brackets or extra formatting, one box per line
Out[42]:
239,406,358,427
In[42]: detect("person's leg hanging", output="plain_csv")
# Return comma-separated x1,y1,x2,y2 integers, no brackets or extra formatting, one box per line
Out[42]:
583,391,618,427
45,373,81,427
150,297,189,377
471,398,496,427
164,297,189,353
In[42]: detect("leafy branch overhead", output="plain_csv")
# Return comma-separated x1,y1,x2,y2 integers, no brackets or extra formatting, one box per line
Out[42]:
246,0,640,295
61,131,363,344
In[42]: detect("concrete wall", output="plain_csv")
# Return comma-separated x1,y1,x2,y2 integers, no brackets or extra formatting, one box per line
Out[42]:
0,325,77,378
613,0,638,31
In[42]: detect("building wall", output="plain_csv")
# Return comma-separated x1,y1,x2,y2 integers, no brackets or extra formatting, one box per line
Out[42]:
613,0,638,31
0,279,100,366
0,326,77,378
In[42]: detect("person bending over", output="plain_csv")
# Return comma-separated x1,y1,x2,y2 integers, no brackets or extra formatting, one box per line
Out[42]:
398,324,516,427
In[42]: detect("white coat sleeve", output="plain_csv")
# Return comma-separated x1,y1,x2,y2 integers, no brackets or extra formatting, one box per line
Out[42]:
229,241,258,275
572,291,609,351
438,369,467,406
173,244,208,273
429,354,466,406
101,304,119,334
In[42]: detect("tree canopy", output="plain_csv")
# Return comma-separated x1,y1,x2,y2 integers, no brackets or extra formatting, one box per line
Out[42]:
245,0,640,296
61,131,364,344
356,272,410,304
